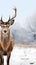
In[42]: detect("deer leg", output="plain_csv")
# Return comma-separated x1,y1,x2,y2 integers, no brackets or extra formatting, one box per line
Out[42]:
0,55,4,65
7,53,11,65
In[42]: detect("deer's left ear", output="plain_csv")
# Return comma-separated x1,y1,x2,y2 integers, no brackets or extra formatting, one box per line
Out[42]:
10,19,14,25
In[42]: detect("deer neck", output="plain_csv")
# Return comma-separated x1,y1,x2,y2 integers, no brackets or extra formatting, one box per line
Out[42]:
1,29,10,44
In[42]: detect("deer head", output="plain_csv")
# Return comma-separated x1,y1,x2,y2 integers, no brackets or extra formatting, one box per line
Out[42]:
0,7,17,44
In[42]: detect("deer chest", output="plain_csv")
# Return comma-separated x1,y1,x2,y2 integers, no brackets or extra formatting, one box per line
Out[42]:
0,41,13,53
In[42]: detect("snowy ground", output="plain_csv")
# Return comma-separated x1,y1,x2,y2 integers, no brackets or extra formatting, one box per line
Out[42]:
4,45,36,65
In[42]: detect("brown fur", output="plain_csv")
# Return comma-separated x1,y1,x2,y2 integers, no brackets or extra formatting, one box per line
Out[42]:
0,37,14,54
0,31,14,65
0,7,17,65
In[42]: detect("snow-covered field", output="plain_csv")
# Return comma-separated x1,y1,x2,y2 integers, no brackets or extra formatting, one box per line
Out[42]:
7,45,36,65
3,45,36,65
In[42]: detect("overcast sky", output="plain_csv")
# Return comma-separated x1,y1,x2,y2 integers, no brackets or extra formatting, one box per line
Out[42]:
0,0,36,28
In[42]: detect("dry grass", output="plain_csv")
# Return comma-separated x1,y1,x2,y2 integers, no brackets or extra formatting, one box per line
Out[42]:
14,43,36,48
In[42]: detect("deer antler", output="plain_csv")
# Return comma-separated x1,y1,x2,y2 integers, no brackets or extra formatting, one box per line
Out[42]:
8,7,17,25
0,7,17,26
1,17,3,23
0,17,4,24
12,7,17,19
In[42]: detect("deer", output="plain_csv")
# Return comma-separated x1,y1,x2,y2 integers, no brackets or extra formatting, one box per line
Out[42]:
0,7,17,65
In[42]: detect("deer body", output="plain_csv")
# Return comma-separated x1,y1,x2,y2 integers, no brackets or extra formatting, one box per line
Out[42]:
0,7,17,65
1,27,10,51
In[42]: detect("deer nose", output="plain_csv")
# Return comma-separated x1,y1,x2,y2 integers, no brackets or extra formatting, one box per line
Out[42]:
4,30,7,33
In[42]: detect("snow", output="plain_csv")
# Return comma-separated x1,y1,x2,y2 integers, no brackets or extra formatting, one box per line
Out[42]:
1,45,36,65
9,46,36,65
4,56,7,65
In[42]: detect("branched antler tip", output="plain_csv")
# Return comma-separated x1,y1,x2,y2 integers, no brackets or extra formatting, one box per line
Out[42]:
1,16,3,21
13,7,17,11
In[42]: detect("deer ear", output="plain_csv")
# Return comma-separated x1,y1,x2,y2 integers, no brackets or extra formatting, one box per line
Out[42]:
9,19,14,25
11,19,14,25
